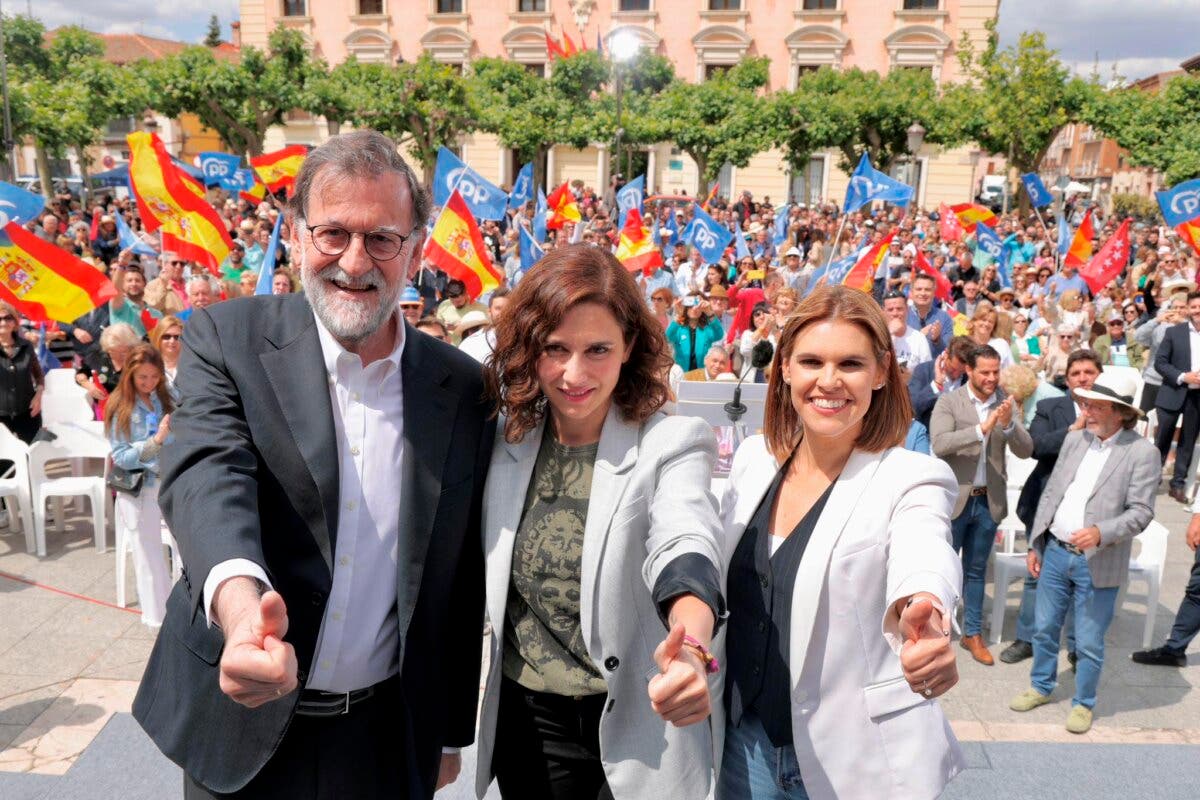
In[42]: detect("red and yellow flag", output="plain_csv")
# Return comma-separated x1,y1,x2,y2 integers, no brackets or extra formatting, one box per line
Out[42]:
615,209,663,277
1175,220,1200,257
702,182,719,213
949,203,998,234
0,222,115,323
239,178,267,206
841,232,894,293
127,131,233,276
546,182,581,230
545,31,567,60
561,30,579,57
1064,210,1095,270
250,145,308,196
424,189,503,301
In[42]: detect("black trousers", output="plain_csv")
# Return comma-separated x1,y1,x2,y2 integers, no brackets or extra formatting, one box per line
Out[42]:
493,677,614,800
184,677,408,800
1155,389,1200,489
1165,545,1200,654
1,411,41,444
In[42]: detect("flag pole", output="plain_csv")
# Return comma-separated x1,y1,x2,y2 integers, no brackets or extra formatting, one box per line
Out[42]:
825,211,850,271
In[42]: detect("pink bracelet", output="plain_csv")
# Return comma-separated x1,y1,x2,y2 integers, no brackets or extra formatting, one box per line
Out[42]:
682,635,720,675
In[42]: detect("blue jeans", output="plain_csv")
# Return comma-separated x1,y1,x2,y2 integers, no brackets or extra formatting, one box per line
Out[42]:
1031,539,1119,709
952,494,997,637
1016,576,1076,652
719,712,810,800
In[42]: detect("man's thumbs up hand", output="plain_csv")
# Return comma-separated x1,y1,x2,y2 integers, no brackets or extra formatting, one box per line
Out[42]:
216,581,299,709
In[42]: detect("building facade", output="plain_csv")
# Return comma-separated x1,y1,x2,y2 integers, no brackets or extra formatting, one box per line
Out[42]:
240,0,1001,207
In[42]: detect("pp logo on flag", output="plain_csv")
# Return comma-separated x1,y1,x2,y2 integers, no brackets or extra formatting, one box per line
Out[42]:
512,172,531,200
849,175,890,199
203,160,233,180
1170,189,1200,220
617,186,639,210
447,168,495,208
692,224,718,250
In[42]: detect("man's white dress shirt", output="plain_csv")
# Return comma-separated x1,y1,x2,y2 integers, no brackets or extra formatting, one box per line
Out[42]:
1050,431,1116,545
967,385,1001,488
204,313,406,693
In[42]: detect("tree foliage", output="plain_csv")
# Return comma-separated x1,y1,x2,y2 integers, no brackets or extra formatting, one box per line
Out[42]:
204,14,223,48
1085,74,1200,185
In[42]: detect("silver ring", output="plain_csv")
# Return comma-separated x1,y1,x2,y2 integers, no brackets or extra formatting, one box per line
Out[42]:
275,688,283,698
922,681,932,697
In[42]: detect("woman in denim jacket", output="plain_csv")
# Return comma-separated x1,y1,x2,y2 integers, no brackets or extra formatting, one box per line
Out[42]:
106,344,175,627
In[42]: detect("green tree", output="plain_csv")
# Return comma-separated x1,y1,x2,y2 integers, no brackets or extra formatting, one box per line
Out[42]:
1085,74,1200,185
954,19,1097,212
341,54,477,182
772,66,971,179
204,14,223,48
299,57,362,139
647,57,772,193
470,51,610,191
141,26,316,156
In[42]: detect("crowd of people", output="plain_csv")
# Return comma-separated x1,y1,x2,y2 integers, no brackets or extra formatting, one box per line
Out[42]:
5,132,1200,800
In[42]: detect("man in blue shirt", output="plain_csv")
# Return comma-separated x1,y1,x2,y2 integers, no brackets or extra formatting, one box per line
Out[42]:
1045,264,1091,300
907,272,954,358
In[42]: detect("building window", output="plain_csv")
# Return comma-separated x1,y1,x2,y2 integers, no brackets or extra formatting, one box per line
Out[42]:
358,0,383,13
704,64,730,81
523,62,546,77
619,0,650,10
282,0,307,16
518,0,546,10
708,0,741,9
795,64,821,79
802,0,838,8
902,0,939,8
436,0,463,13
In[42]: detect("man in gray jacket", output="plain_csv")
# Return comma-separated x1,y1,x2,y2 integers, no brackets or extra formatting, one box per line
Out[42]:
1009,371,1159,734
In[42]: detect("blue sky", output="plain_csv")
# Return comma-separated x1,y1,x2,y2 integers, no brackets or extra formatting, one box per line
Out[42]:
32,0,1198,82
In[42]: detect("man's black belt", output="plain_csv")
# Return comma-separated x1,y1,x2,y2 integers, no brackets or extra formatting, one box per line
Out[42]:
969,486,988,497
1049,536,1085,556
295,684,379,717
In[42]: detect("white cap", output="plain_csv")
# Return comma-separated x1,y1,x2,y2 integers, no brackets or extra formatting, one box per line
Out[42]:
785,246,802,257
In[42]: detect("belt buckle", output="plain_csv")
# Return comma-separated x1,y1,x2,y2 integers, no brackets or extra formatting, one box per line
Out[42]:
341,691,351,715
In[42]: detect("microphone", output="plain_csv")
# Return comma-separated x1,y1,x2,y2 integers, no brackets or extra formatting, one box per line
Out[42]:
725,340,775,423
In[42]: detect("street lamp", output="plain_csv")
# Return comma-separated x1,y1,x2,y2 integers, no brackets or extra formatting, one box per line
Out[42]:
904,121,926,197
609,30,640,181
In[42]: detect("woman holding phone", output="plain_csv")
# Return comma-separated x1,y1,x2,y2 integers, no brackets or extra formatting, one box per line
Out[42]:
666,290,725,373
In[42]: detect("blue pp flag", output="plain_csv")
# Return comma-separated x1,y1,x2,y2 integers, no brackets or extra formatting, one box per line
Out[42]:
974,222,1004,267
508,162,533,210
1020,173,1053,208
820,249,866,291
843,152,914,213
533,188,548,245
733,217,751,261
115,213,157,258
616,175,644,228
432,147,507,220
254,214,284,296
773,204,791,246
682,203,733,264
519,224,544,275
1056,210,1071,256
199,152,242,188
0,181,46,226
1156,179,1200,228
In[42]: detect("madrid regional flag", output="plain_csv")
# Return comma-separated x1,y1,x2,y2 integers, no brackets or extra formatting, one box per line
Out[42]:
424,189,503,300
0,222,115,323
250,145,308,196
127,132,233,275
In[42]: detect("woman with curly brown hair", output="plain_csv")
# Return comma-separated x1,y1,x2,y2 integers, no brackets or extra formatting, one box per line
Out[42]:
477,243,726,800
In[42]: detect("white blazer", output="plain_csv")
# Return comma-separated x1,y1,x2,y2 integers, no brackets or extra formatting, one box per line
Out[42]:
718,436,964,800
476,407,726,800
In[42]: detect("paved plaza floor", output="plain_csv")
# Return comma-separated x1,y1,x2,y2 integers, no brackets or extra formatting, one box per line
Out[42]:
0,483,1197,798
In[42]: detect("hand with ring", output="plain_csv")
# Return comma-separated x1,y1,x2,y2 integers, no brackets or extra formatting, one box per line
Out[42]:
898,593,958,700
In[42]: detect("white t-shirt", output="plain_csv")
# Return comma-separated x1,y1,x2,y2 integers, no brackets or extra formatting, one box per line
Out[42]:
892,327,932,369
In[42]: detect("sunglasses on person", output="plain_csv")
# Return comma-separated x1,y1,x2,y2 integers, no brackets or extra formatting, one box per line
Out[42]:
159,333,181,341
0,315,14,324
170,260,186,266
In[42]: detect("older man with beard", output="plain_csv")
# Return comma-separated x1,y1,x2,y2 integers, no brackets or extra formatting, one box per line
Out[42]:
133,130,495,800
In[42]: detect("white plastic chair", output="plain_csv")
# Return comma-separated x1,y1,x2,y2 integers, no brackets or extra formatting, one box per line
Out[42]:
1115,521,1170,649
39,393,94,425
27,438,109,557
1005,452,1036,492
989,503,1030,645
114,505,181,608
0,431,36,551
43,368,84,395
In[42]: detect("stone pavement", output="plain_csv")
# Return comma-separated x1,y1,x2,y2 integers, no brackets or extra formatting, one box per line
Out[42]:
0,483,1196,796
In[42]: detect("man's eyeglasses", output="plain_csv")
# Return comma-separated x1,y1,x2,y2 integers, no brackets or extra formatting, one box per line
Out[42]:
169,260,186,266
0,316,14,324
159,334,181,341
308,223,412,261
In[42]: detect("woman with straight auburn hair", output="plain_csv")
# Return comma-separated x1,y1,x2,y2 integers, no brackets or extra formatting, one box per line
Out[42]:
477,243,726,800
718,284,964,800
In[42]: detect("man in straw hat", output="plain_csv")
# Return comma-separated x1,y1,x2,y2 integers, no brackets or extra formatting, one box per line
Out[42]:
1009,371,1159,734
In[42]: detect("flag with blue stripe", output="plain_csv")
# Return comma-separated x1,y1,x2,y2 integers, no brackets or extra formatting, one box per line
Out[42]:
533,188,548,244
816,249,866,293
432,147,507,220
0,181,46,226
616,175,644,228
519,224,544,275
842,152,914,213
1056,210,1071,256
1156,179,1200,228
254,214,284,296
773,204,791,247
733,217,751,261
508,162,533,210
1020,173,1053,208
115,213,157,258
681,203,733,264
974,222,1004,268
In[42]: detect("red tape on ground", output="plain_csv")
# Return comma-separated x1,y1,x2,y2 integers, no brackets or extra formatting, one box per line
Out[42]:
0,570,142,614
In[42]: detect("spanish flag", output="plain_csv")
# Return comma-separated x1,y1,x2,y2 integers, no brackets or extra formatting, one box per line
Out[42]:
1064,210,1095,270
546,182,581,230
841,232,893,293
561,30,580,57
949,203,998,233
128,132,233,276
250,145,308,196
615,209,663,276
0,222,116,323
702,182,719,213
424,189,503,301
1178,220,1200,257
240,177,267,207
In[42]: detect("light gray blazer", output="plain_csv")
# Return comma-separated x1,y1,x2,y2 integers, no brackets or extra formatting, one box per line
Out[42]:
475,407,725,800
929,384,1034,522
1030,428,1160,588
